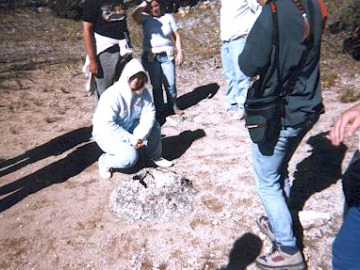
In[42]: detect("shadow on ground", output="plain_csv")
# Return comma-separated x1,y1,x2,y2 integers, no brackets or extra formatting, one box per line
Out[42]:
0,127,100,213
289,132,347,249
162,129,206,160
177,83,219,110
219,233,263,270
0,126,92,177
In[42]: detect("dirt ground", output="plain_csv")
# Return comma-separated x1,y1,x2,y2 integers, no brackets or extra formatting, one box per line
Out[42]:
1,7,360,270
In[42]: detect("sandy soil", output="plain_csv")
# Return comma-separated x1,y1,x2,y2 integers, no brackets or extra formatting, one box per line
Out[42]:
1,7,360,270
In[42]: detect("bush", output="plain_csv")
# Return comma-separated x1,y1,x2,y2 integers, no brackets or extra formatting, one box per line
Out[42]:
329,0,360,33
50,0,84,20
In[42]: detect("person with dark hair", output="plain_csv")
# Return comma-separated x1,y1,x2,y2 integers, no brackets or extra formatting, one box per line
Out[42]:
92,59,173,179
82,0,133,98
133,0,184,119
239,0,327,268
328,102,360,269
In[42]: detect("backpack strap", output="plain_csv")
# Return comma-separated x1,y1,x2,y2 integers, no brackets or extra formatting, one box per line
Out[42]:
317,0,328,29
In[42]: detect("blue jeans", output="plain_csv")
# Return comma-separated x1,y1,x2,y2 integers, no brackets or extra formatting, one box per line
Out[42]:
95,121,162,169
221,37,250,110
252,117,318,247
332,206,360,269
142,53,178,113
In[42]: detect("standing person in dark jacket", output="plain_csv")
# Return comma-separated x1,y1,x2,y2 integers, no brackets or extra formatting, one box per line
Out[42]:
329,102,360,269
82,0,133,98
239,0,327,269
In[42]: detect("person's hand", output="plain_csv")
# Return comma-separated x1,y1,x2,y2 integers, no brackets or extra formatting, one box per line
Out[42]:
259,0,268,6
134,139,145,149
176,50,184,65
328,103,360,146
89,60,98,76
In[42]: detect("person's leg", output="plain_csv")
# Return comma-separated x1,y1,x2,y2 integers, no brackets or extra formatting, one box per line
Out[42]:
332,206,360,269
159,55,178,110
228,37,250,110
145,122,162,160
221,41,238,110
142,53,165,114
95,48,120,97
253,118,317,247
95,135,139,170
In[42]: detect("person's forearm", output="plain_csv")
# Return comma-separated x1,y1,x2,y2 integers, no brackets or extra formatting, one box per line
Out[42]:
83,22,96,62
132,1,147,24
174,31,182,51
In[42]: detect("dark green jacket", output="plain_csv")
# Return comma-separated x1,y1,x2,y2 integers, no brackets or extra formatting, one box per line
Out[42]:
239,0,326,127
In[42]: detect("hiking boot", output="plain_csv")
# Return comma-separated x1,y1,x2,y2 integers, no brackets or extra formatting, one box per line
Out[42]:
257,216,276,243
98,155,112,179
152,157,174,168
256,248,305,270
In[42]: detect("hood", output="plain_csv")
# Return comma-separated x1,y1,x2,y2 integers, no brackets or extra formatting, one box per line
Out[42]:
119,58,148,84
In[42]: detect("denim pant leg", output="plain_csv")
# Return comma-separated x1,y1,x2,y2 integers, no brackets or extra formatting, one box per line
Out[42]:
332,206,360,269
253,119,317,247
221,37,250,110
146,122,162,160
95,50,121,97
159,55,177,109
142,54,165,113
95,135,139,169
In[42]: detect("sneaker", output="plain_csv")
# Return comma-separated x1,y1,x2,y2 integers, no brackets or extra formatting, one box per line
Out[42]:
152,157,174,168
256,248,305,270
257,216,276,243
98,155,112,179
230,109,246,120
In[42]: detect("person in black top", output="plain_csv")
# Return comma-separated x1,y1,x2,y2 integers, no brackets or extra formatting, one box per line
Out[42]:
82,0,133,98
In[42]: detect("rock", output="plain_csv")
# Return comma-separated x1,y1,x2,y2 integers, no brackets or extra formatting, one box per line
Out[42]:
299,210,331,230
109,169,196,221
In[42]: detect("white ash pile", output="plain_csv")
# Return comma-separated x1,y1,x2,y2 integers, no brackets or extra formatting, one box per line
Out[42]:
109,169,196,221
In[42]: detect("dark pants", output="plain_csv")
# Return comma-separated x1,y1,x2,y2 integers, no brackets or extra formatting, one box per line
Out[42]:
95,45,131,98
332,151,360,269
332,206,360,269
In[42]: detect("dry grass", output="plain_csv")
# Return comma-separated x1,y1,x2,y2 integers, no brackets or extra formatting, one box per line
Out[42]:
321,72,338,88
340,87,360,103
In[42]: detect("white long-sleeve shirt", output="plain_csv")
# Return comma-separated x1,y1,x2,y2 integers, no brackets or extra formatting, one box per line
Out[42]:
220,0,261,42
92,59,156,146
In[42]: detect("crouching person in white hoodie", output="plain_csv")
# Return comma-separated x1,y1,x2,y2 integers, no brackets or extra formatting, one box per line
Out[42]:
92,59,173,179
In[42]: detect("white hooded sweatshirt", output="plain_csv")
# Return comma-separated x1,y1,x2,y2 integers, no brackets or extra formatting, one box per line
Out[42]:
92,59,156,146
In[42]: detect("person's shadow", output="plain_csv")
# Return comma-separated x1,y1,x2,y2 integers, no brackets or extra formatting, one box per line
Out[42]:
0,126,101,213
0,126,92,177
157,83,219,125
288,132,347,249
219,233,263,270
161,129,206,160
0,142,102,213
177,83,219,111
